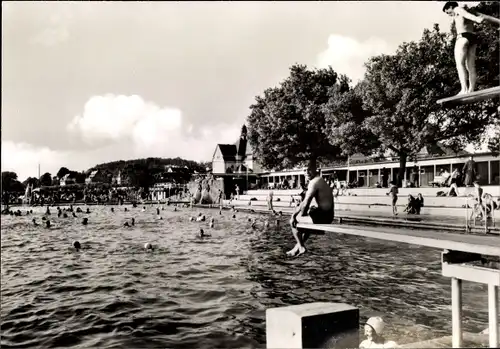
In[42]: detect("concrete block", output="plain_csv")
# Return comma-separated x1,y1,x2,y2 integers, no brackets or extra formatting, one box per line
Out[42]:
266,302,359,349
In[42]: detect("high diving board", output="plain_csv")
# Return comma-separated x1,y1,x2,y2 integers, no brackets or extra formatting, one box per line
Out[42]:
437,86,500,106
297,223,500,256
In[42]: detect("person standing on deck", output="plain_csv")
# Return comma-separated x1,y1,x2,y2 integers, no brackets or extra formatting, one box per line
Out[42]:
381,168,389,188
462,155,477,187
287,162,334,257
386,181,399,216
267,189,274,211
410,166,419,188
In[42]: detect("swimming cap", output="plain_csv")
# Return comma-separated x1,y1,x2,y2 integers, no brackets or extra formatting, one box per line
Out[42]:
366,317,385,335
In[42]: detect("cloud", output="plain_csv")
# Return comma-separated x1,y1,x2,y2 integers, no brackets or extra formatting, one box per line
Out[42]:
1,141,71,182
67,94,239,155
1,94,242,182
317,34,395,83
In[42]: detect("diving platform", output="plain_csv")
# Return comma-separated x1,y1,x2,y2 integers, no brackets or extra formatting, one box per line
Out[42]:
296,223,500,256
296,222,499,348
437,86,500,106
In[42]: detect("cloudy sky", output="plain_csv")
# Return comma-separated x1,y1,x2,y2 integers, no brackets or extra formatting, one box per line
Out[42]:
2,1,457,181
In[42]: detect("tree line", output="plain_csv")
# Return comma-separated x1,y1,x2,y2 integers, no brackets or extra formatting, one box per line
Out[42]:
247,2,499,186
2,157,212,194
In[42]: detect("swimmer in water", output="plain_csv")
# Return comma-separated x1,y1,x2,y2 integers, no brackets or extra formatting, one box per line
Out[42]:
144,242,153,251
63,213,68,218
73,240,81,251
199,228,211,238
32,218,39,226
72,212,77,218
111,207,114,212
82,217,88,225
45,220,51,228
359,317,398,349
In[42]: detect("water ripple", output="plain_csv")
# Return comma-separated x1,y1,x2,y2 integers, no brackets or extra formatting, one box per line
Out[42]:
1,205,490,347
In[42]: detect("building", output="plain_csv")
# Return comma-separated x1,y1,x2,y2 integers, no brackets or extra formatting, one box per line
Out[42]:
259,148,499,189
211,127,499,190
212,125,262,175
85,170,107,185
112,171,122,186
60,173,76,186
211,125,264,194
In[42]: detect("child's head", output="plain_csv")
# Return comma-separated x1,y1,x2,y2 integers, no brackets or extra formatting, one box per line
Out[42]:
364,317,385,342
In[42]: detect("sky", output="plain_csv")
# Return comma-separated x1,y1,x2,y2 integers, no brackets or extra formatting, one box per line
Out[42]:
2,1,474,182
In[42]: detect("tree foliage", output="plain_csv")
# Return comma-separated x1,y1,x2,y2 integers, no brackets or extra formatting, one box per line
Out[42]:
57,167,70,179
247,64,345,171
324,80,381,157
40,172,53,186
2,171,24,193
23,177,40,188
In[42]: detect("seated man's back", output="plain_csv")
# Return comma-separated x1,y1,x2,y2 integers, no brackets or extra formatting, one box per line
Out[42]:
310,176,334,212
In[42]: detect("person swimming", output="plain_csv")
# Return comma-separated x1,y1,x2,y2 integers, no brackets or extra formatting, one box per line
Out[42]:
359,317,398,349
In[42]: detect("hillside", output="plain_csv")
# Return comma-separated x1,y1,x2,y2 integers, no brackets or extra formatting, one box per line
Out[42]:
90,157,210,176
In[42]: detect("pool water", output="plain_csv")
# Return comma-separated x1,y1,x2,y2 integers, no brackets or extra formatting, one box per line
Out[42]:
0,205,490,348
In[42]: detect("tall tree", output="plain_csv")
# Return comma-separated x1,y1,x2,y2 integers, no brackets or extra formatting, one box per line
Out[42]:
1,171,24,193
23,177,40,188
247,64,344,171
57,167,70,179
40,172,53,186
324,79,381,158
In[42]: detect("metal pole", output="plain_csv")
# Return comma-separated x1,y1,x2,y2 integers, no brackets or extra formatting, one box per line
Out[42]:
465,197,469,233
488,284,499,348
452,277,463,348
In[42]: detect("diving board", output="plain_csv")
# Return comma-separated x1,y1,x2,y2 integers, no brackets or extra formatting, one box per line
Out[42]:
437,86,500,106
296,222,500,256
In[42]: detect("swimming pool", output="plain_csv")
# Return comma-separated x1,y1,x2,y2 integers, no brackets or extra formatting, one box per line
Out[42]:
0,204,490,348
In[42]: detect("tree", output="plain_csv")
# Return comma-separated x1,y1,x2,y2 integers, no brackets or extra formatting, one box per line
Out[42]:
23,177,40,188
247,64,344,171
39,172,52,186
123,163,154,191
324,78,381,158
342,22,496,186
73,171,86,184
57,167,70,179
2,171,24,193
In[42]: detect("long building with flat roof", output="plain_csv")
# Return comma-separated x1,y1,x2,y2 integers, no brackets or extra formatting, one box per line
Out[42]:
211,126,499,191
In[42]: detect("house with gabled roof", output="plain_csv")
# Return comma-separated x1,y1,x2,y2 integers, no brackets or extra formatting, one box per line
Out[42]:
60,173,76,186
212,125,262,175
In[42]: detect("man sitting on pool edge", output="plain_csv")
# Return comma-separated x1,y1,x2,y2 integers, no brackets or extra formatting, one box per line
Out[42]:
287,161,334,257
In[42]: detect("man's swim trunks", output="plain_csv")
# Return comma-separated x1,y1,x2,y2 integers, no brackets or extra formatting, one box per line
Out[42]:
458,32,478,45
308,206,334,224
